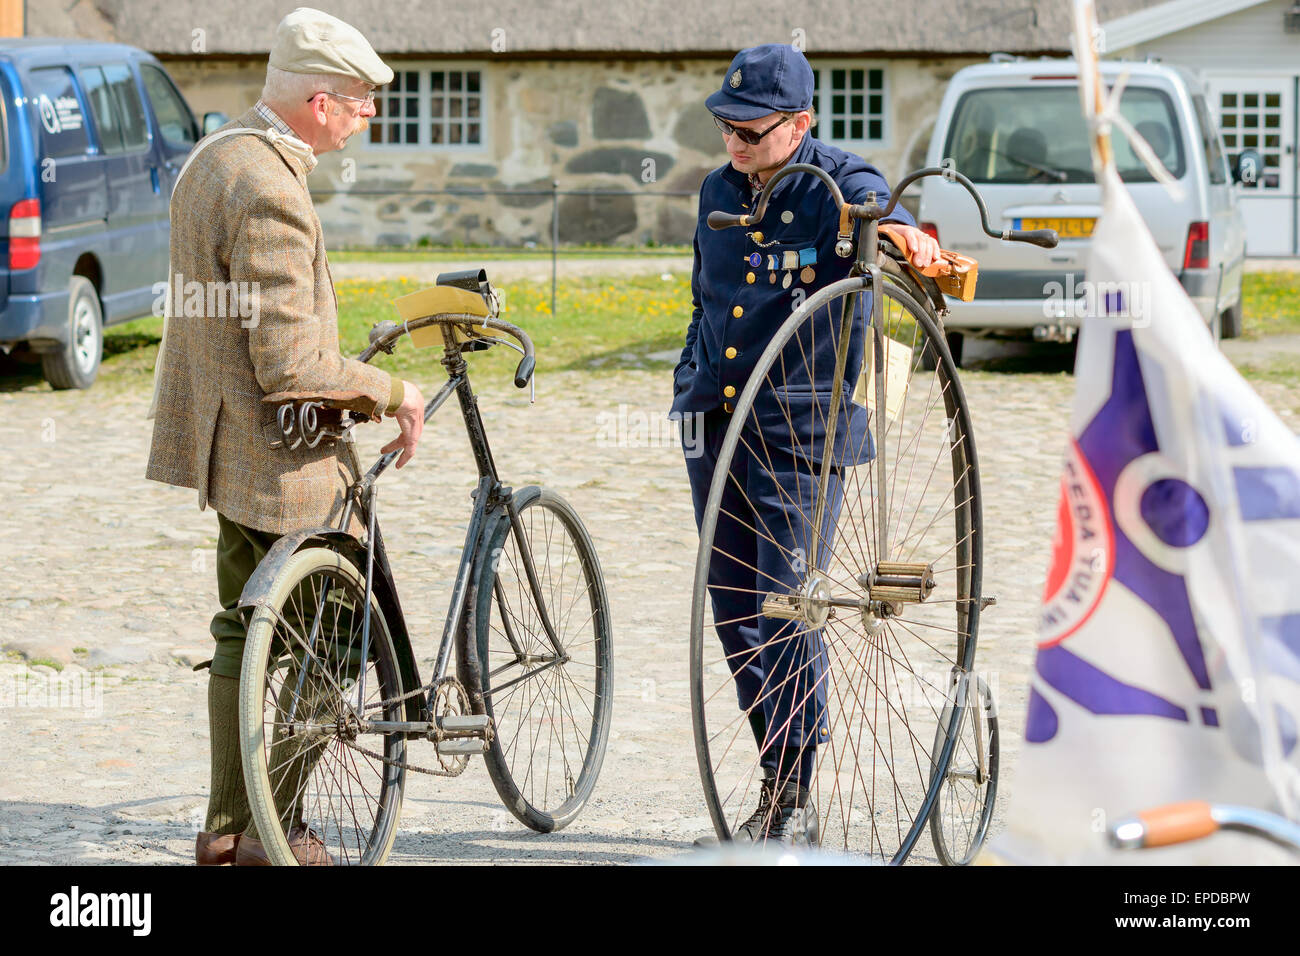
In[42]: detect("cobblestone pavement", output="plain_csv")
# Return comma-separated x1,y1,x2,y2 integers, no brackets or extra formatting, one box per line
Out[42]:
0,351,1295,865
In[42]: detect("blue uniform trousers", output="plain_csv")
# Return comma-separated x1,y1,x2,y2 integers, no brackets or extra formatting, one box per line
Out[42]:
685,406,849,785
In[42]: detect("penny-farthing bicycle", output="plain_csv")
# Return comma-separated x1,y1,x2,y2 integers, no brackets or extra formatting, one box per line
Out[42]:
689,166,1056,863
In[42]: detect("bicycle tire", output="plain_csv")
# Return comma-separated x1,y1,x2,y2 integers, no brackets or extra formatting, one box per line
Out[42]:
689,268,983,863
462,487,613,832
929,673,999,865
239,547,407,866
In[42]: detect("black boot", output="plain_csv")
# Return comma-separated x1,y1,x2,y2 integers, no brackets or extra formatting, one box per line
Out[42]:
693,768,777,846
764,779,820,848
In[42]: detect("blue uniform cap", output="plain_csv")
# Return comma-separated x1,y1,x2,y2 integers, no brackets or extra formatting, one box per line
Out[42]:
705,44,815,122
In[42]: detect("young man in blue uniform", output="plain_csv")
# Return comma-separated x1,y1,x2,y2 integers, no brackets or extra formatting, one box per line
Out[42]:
673,44,939,846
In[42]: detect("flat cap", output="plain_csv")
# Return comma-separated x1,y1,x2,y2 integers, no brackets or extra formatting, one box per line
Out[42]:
269,7,394,86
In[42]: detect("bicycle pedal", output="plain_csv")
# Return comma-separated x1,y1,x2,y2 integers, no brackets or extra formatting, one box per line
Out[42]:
440,714,491,734
435,738,488,755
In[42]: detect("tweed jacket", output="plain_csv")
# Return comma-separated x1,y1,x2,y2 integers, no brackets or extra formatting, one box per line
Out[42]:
146,107,396,536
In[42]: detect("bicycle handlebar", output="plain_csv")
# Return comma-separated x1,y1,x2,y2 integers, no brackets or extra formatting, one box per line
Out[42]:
359,312,536,389
1109,801,1300,855
707,163,1059,251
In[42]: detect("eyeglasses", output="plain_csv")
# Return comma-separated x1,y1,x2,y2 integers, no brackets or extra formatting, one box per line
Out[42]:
308,89,376,108
712,113,792,146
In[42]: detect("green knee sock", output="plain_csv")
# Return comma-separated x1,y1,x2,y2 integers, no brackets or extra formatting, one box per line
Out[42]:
203,673,251,835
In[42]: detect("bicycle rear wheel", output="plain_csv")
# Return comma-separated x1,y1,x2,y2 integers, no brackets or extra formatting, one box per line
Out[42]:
239,547,407,866
929,673,999,865
689,266,983,863
462,487,613,832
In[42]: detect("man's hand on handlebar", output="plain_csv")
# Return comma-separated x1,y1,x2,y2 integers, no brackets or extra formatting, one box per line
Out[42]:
885,222,941,269
381,380,425,469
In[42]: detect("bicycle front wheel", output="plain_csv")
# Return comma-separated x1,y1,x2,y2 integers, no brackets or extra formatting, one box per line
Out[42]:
239,547,407,866
462,487,613,832
689,268,983,863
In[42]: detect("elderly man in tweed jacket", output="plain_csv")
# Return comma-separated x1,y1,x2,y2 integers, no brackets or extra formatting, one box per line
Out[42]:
146,8,424,865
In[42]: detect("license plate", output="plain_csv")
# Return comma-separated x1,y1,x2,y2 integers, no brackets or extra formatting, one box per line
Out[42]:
1017,217,1096,239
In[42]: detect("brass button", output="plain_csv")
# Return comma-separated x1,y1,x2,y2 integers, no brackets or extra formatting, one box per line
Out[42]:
732,305,743,318
746,271,755,284
723,385,736,398
723,402,733,414
752,231,764,243
725,346,737,359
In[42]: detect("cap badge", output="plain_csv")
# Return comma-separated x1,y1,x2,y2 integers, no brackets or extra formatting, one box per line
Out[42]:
730,70,742,89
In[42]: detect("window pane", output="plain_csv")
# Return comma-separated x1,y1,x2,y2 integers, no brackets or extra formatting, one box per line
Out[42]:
450,72,462,92
869,94,882,115
30,66,91,158
850,70,864,90
850,119,863,139
1265,92,1280,108
450,124,462,144
868,69,883,89
1222,93,1237,107
468,122,480,142
467,72,480,93
832,118,845,138
850,94,863,114
431,71,444,91
449,96,462,117
467,96,480,118
868,119,882,140
141,64,197,147
832,69,845,90
103,63,148,150
81,66,124,153
1243,93,1258,107
431,124,443,144
431,97,443,118
832,94,845,113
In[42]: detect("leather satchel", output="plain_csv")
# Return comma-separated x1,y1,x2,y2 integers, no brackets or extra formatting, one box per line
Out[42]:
878,222,979,301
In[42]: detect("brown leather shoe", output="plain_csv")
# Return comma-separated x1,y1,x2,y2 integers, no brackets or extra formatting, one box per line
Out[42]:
195,831,240,866
235,826,335,866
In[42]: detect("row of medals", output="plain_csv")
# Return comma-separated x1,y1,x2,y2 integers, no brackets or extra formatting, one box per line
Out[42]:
745,232,817,289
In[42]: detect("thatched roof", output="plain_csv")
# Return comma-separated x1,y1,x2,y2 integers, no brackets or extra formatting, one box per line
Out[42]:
31,0,1161,56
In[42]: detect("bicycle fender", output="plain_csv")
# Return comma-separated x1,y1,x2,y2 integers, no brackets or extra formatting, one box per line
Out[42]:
236,525,427,724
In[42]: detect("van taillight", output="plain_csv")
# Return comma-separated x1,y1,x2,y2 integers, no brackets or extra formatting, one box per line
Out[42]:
920,221,940,244
1183,221,1209,270
9,198,41,270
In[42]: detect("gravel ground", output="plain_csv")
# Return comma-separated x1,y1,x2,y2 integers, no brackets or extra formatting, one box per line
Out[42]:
0,340,1295,865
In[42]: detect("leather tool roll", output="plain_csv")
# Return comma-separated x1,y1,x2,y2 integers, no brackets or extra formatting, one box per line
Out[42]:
878,222,979,302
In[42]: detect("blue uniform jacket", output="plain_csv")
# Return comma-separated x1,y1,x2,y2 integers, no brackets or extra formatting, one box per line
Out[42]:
671,133,915,465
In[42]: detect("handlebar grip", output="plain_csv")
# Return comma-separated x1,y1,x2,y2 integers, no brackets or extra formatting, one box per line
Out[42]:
1136,801,1217,848
514,354,535,389
707,210,752,231
1007,228,1059,249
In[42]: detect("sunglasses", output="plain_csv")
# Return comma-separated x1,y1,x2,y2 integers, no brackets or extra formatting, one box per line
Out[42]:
712,113,792,146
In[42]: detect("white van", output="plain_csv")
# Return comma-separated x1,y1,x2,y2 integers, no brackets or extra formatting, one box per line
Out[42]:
916,58,1248,365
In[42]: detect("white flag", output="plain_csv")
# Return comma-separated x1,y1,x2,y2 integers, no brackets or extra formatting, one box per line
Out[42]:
994,1,1300,864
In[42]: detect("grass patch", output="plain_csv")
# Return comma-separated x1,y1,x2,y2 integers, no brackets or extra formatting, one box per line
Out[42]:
1242,272,1300,339
330,244,691,263
94,275,693,393
28,657,65,672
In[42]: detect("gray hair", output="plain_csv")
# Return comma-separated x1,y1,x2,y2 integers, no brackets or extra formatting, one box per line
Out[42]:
261,65,350,109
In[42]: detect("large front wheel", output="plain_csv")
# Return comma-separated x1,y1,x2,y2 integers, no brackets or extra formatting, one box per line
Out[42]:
462,487,613,832
689,269,984,863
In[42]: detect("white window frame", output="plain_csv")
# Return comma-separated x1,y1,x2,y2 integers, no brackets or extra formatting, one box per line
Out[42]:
365,61,489,153
808,61,889,151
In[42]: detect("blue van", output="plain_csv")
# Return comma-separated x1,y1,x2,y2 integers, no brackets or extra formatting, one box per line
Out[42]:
1,39,222,389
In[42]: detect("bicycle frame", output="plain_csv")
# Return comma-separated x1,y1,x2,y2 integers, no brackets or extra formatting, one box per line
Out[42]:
324,323,565,732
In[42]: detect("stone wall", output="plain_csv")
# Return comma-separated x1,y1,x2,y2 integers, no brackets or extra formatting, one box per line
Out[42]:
163,55,983,247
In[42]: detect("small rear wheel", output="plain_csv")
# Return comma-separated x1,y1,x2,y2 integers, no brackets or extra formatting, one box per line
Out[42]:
463,487,613,832
929,672,999,865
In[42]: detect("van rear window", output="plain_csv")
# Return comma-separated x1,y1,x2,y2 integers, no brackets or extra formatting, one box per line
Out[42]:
29,66,91,158
943,85,1185,184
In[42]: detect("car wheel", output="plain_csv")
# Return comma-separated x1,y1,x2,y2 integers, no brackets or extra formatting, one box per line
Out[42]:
42,276,103,390
1208,307,1222,343
1220,300,1243,340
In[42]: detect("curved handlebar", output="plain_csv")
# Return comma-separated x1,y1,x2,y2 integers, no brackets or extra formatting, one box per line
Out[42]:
1110,801,1300,854
358,312,537,390
707,163,1059,250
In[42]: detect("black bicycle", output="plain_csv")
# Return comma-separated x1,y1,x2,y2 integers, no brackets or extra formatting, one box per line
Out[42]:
235,270,613,865
690,165,1055,864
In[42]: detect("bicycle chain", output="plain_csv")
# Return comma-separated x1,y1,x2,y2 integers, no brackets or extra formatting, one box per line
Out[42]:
338,736,466,777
